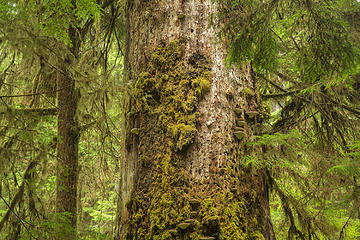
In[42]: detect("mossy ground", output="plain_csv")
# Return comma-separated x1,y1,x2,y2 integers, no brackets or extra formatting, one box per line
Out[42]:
123,41,263,240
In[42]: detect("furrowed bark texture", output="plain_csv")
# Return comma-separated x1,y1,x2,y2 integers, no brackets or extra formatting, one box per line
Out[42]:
116,0,274,239
55,39,79,239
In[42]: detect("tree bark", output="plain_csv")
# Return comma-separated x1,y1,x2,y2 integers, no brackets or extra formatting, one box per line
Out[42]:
55,29,80,239
115,0,275,239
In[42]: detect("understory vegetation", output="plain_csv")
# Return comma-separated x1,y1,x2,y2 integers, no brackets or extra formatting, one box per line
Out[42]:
221,0,360,238
0,0,360,239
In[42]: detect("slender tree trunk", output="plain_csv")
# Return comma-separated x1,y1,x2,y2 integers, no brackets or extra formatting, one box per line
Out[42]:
115,1,275,239
55,27,80,239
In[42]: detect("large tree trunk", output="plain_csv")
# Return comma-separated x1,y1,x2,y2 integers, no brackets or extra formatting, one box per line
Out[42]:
55,27,80,239
115,0,275,239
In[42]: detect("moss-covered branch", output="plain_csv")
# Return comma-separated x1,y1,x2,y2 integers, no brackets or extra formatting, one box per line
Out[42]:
0,107,57,116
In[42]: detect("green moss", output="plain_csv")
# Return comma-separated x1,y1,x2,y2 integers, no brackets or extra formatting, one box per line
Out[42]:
124,41,263,240
195,71,212,94
243,87,255,96
178,13,185,20
169,123,197,150
129,40,211,151
124,41,213,240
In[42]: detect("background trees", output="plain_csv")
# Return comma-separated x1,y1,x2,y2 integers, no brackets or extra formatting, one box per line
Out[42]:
221,0,360,238
0,0,359,239
0,0,124,239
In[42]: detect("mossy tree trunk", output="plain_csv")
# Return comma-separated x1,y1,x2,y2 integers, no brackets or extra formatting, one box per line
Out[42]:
115,0,275,239
55,26,80,240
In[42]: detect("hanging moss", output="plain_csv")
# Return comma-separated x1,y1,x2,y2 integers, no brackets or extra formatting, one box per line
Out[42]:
123,41,263,240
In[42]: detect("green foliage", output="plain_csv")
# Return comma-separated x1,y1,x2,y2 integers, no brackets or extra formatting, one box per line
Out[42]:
0,0,14,19
243,130,305,170
39,0,102,45
0,0,122,239
223,0,360,83
75,0,102,20
34,116,57,146
245,128,360,238
220,2,360,237
82,192,117,232
19,212,75,240
327,141,360,177
2,0,360,239
0,0,102,45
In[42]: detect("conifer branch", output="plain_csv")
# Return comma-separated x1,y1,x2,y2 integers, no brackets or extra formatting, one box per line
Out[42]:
0,107,57,116
262,90,301,99
0,161,38,232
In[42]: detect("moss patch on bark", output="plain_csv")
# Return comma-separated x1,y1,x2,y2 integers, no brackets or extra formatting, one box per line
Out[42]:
130,41,211,151
123,41,263,240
